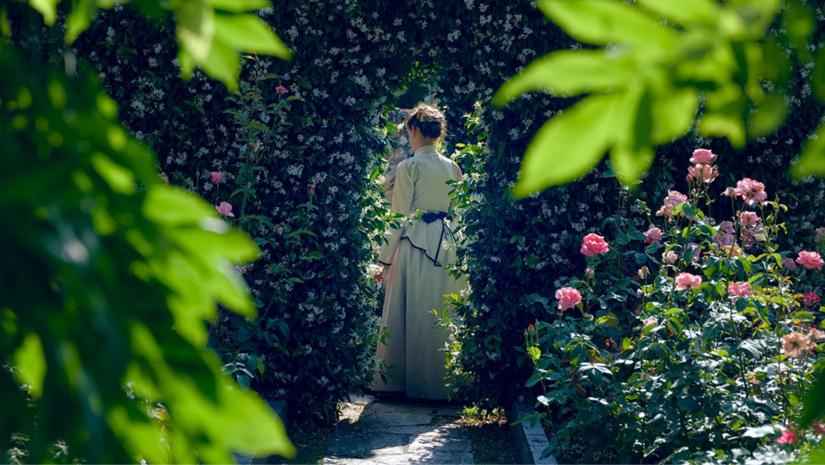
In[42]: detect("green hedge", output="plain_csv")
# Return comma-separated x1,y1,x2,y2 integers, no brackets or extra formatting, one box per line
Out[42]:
59,0,825,416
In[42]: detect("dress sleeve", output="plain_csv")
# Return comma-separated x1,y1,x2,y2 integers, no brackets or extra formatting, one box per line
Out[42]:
378,161,415,265
390,160,414,214
452,161,463,182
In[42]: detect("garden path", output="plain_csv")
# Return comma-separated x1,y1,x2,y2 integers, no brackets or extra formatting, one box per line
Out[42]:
322,395,473,465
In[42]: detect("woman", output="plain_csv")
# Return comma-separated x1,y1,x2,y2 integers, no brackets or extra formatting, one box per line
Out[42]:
373,103,465,400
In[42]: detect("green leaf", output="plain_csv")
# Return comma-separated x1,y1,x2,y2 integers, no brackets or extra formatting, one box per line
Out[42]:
175,0,215,63
144,185,216,225
783,0,814,58
813,47,825,103
800,367,825,427
596,312,619,327
791,121,825,178
512,93,622,197
650,88,698,144
747,93,787,139
208,0,269,12
610,85,653,186
699,86,746,148
538,0,677,54
197,37,241,92
636,0,720,25
494,50,635,104
13,333,46,397
66,0,97,43
28,0,60,25
91,152,136,194
214,14,291,58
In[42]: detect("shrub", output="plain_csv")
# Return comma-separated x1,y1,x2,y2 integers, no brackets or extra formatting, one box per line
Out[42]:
526,149,824,463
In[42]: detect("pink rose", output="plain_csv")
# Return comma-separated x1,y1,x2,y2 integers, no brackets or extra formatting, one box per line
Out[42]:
776,429,798,445
656,190,689,219
686,164,718,183
797,251,824,270
738,211,761,227
210,171,224,184
732,178,768,205
644,226,662,244
783,257,798,271
276,84,288,95
675,272,702,291
216,201,235,218
690,148,717,164
781,332,815,359
727,281,754,299
662,250,679,265
555,287,583,311
580,233,610,257
802,291,821,307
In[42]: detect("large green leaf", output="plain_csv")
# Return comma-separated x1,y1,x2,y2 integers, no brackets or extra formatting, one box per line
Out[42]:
213,14,292,58
175,0,216,63
512,93,623,197
636,0,720,26
699,86,747,148
747,93,787,139
494,50,636,104
66,0,96,43
537,0,677,54
611,86,654,186
792,120,825,178
208,0,269,12
650,87,698,144
13,333,46,397
28,0,60,25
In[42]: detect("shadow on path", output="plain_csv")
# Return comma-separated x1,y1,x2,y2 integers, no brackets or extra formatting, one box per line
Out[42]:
322,395,473,465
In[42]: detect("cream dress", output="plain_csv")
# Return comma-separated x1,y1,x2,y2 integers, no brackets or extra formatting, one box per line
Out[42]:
373,144,465,400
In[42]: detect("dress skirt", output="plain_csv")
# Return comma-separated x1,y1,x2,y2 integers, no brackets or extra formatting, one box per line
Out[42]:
372,238,462,400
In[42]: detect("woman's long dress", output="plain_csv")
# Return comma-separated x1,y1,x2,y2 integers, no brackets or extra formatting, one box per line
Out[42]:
373,144,465,400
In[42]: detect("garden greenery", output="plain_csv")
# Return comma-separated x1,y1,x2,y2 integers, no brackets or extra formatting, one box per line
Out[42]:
1,0,292,462
496,0,825,195
6,0,825,462
525,148,824,463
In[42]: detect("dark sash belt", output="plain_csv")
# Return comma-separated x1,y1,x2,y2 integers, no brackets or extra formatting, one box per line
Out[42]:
421,211,452,224
418,210,454,265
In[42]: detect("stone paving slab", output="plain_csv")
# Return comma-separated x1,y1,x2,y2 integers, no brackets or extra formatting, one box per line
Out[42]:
322,396,473,465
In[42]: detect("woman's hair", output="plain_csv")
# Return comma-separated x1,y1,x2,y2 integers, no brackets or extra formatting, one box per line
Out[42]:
404,104,446,141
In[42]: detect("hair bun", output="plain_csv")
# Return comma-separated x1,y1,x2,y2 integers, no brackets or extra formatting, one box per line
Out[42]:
404,104,446,140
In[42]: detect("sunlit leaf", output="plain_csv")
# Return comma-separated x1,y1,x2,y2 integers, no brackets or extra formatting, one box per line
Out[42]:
699,86,746,148
537,0,677,54
636,0,720,25
208,0,269,12
13,333,46,397
791,121,825,179
28,0,60,25
494,50,636,104
783,0,814,58
214,14,291,58
650,87,698,144
747,93,787,139
66,0,96,43
512,93,623,197
611,85,653,186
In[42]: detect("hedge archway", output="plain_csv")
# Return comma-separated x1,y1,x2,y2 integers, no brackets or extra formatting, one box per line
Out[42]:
66,0,825,423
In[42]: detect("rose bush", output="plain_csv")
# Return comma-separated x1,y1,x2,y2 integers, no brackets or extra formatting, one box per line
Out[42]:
526,150,825,464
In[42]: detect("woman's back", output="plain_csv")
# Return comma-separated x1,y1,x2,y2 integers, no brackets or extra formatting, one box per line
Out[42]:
394,145,458,214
